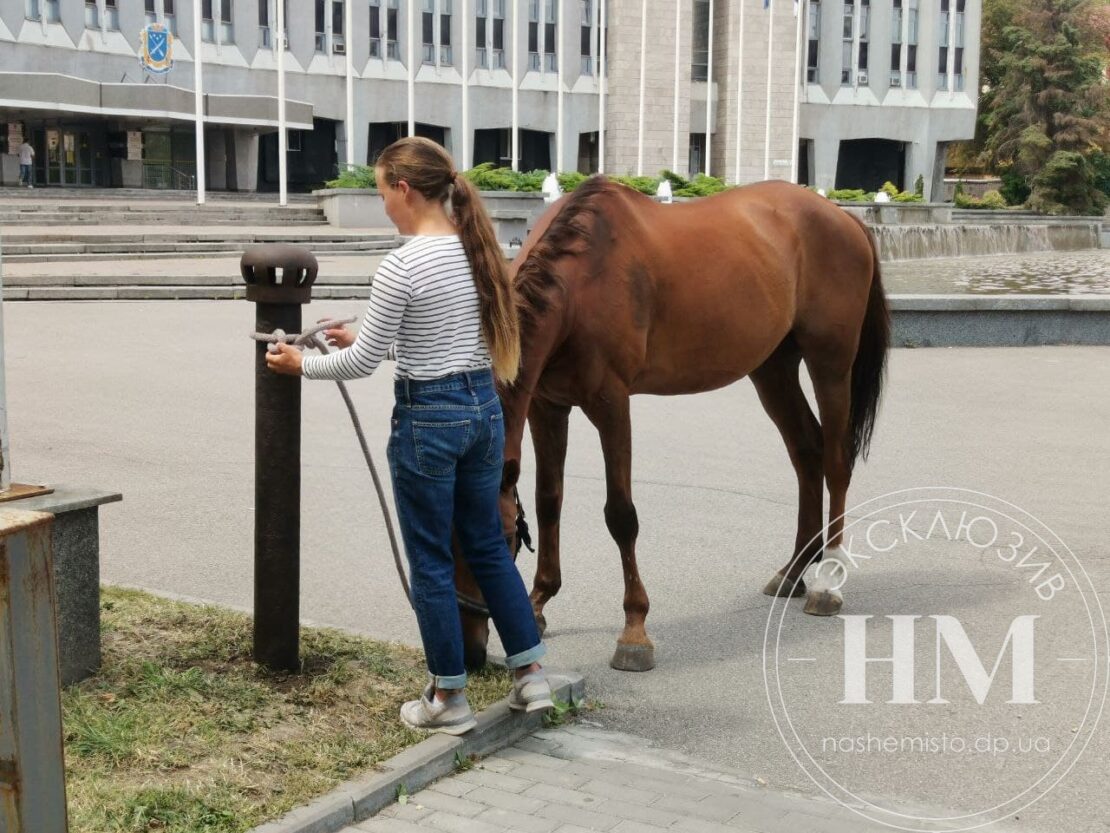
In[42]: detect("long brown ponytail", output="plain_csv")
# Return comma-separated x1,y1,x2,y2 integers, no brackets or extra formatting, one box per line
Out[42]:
376,137,521,384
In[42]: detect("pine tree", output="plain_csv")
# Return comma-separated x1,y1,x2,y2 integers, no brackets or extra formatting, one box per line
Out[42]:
981,0,1109,214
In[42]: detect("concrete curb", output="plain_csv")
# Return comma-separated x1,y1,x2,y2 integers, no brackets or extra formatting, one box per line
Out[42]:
247,672,585,833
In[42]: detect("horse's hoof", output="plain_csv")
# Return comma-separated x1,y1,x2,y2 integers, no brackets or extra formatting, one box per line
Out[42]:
803,590,843,617
610,642,655,672
763,571,806,598
535,612,548,638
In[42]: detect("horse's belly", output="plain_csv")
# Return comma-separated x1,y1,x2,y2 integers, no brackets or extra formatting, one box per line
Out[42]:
632,360,763,396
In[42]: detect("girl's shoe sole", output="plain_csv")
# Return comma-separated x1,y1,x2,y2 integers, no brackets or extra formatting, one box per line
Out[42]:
401,716,477,735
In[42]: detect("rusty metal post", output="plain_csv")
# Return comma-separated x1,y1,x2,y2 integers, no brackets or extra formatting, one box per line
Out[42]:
240,245,318,672
0,509,68,833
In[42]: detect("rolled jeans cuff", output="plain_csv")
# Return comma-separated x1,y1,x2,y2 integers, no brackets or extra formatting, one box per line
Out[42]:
505,642,546,670
433,671,468,690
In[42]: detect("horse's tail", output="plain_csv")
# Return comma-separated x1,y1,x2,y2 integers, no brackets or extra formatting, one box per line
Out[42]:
847,216,890,469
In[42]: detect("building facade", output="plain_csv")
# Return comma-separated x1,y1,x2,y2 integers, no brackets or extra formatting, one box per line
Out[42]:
0,0,979,198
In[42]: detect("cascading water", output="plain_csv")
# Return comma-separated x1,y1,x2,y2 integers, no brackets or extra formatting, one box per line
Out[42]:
872,223,1100,262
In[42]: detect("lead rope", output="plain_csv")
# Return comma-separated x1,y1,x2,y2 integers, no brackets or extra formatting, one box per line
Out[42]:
250,318,413,607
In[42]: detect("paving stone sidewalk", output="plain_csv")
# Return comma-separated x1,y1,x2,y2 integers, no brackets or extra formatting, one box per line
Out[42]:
344,724,967,833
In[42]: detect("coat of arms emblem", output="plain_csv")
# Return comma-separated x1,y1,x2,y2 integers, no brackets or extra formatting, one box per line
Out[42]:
140,23,174,74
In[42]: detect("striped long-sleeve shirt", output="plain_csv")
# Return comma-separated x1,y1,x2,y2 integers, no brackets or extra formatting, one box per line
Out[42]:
302,235,492,382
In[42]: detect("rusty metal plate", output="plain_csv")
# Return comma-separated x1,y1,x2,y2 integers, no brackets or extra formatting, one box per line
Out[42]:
0,485,54,504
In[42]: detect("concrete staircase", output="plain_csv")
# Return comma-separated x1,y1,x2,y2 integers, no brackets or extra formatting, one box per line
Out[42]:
0,192,400,300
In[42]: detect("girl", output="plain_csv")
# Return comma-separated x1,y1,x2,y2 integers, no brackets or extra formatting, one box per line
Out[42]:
267,137,551,734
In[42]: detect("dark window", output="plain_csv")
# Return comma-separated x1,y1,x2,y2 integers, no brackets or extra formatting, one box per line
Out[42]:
907,44,916,72
333,1,343,34
202,0,212,20
441,12,450,45
315,0,324,31
370,3,380,37
891,42,900,67
859,41,868,70
258,0,267,25
221,0,231,24
164,0,174,14
146,0,155,13
954,47,963,74
477,15,486,43
544,22,555,54
528,22,538,52
692,0,709,81
387,6,397,39
493,15,503,48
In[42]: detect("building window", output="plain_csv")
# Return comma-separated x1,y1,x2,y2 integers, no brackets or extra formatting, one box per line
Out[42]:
287,130,302,152
26,0,41,21
370,0,381,56
476,0,488,67
528,0,540,70
143,0,156,24
841,2,853,85
201,0,215,41
163,0,176,33
259,0,270,47
85,0,99,29
857,0,869,82
332,1,345,51
580,0,592,74
806,0,820,82
440,0,452,65
45,0,60,22
492,0,505,68
906,0,918,88
689,133,707,175
315,0,326,51
938,0,949,89
544,0,556,72
954,0,965,91
387,0,399,60
423,0,434,63
692,0,709,81
890,0,902,86
220,0,233,42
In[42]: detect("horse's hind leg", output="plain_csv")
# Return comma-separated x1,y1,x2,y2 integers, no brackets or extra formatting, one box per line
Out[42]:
803,360,855,617
750,340,825,600
527,399,572,638
581,390,655,672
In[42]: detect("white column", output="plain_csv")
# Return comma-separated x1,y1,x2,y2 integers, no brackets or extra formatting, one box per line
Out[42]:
556,0,564,173
193,0,206,204
462,0,470,169
790,0,803,182
598,0,606,173
408,0,416,136
346,0,355,168
672,0,681,172
0,233,9,492
278,0,287,205
762,0,775,180
733,0,746,183
705,0,713,176
512,0,520,170
636,0,646,176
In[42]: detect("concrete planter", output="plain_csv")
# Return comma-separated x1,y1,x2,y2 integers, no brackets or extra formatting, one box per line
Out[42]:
314,188,549,246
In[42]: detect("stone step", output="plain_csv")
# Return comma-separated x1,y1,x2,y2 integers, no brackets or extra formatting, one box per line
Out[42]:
1,232,394,246
3,285,373,301
0,187,316,203
0,214,325,226
6,271,378,288
3,242,396,262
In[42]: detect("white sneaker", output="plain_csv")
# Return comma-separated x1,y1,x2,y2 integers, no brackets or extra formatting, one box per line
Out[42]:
400,683,477,735
508,671,554,713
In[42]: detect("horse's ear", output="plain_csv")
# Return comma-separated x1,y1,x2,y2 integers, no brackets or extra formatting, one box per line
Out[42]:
501,458,520,490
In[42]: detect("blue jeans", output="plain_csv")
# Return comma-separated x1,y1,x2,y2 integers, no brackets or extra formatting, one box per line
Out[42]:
387,368,544,689
19,164,32,185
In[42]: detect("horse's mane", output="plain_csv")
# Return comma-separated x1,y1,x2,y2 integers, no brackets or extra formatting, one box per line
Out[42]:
514,175,615,323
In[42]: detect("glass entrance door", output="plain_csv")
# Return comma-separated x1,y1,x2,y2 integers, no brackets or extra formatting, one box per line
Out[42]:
38,128,97,186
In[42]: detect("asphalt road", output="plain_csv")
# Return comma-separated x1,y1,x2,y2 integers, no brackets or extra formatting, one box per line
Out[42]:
11,299,1109,833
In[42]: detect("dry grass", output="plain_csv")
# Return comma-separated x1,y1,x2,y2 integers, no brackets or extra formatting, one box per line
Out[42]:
63,586,510,833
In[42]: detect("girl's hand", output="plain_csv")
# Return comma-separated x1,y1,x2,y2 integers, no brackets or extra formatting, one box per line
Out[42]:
265,342,303,375
319,318,356,349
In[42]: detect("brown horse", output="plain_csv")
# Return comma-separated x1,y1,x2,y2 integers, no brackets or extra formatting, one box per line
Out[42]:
456,175,889,672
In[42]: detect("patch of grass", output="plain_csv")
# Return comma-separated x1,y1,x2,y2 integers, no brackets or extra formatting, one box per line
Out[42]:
64,587,510,833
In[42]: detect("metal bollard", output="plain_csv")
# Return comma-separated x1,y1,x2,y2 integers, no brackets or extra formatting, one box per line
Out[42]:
240,244,318,672
0,509,68,833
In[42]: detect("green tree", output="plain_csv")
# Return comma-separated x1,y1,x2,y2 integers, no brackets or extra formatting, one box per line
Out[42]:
980,0,1109,214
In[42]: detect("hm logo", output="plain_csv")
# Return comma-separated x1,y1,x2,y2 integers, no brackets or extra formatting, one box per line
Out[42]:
839,615,1039,705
